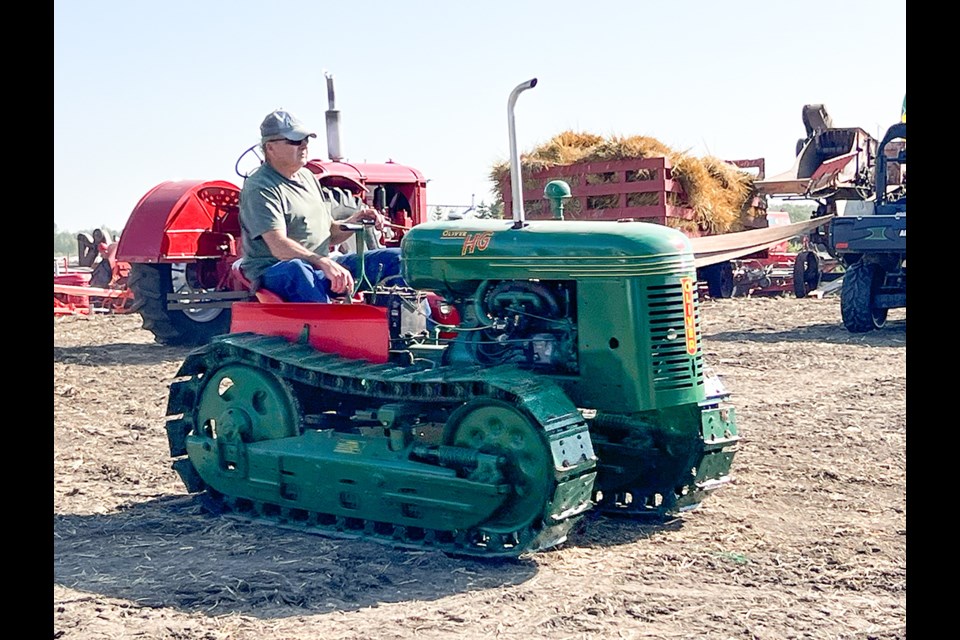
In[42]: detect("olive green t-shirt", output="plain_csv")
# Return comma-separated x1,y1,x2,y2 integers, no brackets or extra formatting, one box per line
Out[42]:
238,163,362,284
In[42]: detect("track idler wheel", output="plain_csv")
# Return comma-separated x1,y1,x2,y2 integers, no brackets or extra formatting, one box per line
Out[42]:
443,398,553,535
189,364,301,480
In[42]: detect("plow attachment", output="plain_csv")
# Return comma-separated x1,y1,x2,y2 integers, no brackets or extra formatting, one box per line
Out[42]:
54,283,134,316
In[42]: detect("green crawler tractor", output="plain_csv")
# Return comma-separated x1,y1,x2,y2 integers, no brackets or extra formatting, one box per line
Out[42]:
162,78,740,558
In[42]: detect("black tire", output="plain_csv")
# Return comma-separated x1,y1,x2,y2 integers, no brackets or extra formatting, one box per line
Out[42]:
128,262,232,345
792,250,822,298
702,262,734,299
840,262,888,333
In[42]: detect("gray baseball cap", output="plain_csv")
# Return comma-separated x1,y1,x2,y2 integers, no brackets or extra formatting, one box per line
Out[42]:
260,109,317,143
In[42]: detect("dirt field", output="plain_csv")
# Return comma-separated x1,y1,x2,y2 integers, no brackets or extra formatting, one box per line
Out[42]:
53,296,906,640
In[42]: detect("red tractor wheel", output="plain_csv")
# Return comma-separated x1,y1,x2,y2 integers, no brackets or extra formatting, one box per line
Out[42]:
128,262,232,345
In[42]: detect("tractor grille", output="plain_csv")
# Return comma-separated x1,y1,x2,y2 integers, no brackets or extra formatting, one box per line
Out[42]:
646,282,703,391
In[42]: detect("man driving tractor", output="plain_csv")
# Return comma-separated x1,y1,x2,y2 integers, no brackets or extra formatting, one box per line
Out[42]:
238,109,404,302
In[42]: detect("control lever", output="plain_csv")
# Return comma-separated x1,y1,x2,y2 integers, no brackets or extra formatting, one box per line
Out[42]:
339,219,378,296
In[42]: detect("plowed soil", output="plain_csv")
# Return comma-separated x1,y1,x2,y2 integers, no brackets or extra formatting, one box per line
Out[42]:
54,296,907,639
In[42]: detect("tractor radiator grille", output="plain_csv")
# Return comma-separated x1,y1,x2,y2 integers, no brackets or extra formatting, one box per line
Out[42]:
646,282,703,391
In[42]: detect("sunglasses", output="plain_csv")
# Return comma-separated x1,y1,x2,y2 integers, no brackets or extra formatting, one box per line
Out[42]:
269,138,309,146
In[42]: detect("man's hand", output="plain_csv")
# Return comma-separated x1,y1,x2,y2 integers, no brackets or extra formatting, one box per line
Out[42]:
347,207,385,230
329,207,386,247
314,256,355,295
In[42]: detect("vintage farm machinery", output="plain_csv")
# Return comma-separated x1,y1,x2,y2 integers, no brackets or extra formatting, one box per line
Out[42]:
730,211,841,298
114,74,432,345
757,103,906,328
492,133,838,300
155,78,740,558
497,153,772,299
54,229,134,316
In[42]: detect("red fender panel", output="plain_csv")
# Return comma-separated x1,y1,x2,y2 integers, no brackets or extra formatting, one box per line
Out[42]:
115,180,242,263
229,302,390,364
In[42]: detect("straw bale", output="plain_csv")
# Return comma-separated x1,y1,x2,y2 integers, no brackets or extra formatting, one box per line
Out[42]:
490,131,763,234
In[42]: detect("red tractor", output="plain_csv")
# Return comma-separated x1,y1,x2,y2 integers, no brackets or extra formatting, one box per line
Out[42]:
115,75,441,345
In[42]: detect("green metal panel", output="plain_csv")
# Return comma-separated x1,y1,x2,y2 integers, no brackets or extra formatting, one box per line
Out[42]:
403,219,704,414
566,277,703,414
401,219,697,295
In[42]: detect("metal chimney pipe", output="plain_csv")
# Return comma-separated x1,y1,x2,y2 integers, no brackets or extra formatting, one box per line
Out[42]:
507,78,537,229
324,72,342,162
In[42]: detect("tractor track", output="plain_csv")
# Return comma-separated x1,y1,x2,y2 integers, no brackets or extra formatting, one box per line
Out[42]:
164,332,598,559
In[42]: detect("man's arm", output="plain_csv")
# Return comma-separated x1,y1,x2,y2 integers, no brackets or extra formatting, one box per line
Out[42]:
261,229,355,294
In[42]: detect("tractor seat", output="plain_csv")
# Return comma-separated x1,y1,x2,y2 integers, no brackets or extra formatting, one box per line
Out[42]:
231,258,285,304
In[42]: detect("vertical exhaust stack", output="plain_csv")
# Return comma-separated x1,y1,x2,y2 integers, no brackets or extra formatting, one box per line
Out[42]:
507,78,538,229
324,72,342,162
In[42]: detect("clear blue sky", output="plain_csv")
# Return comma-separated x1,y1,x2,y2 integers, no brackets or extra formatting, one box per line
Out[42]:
54,0,906,233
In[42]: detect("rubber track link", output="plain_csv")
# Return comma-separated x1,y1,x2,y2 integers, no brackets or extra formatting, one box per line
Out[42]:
165,333,598,559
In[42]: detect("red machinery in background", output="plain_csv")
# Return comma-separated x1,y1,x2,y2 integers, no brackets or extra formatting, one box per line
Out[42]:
743,103,883,299
54,229,134,316
113,161,431,345
729,211,841,298
112,73,441,345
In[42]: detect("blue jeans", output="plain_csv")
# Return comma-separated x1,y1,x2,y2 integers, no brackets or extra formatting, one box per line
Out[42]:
259,249,404,303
